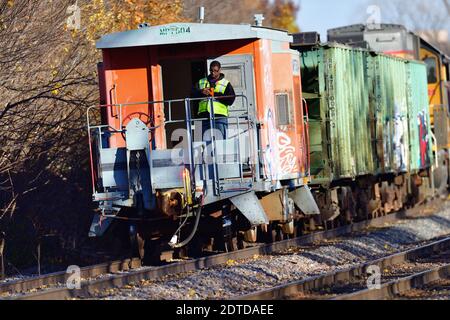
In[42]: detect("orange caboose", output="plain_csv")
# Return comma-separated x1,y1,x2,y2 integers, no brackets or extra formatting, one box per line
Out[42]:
88,22,319,259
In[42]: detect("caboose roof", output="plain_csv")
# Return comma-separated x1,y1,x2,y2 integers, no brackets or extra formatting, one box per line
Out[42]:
96,23,292,49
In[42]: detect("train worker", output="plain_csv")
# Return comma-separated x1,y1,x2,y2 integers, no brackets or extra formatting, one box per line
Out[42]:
192,60,236,141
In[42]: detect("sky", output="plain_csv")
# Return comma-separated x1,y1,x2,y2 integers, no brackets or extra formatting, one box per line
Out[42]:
295,0,450,41
296,0,379,40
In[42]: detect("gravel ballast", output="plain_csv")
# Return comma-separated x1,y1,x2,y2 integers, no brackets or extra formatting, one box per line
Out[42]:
91,202,450,300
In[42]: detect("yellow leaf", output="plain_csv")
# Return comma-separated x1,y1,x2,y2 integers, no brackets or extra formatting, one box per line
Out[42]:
226,259,236,266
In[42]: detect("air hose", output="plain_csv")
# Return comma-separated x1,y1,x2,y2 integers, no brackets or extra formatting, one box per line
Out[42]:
168,196,203,248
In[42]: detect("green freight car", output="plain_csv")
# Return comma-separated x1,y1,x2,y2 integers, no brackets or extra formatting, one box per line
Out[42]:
300,44,374,184
297,43,433,224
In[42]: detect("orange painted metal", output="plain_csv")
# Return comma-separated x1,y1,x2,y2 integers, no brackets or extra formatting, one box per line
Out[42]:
102,47,151,148
273,52,306,178
252,39,307,181
149,49,166,150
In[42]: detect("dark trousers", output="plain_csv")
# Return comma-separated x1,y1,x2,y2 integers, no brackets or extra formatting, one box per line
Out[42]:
201,116,228,141
199,116,228,165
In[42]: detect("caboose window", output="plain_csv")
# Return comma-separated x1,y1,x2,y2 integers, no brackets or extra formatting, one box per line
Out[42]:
275,93,291,125
424,57,438,84
221,66,243,88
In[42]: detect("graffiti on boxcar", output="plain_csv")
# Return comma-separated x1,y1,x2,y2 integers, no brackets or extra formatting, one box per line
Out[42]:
278,132,298,173
383,118,391,169
418,111,430,167
393,113,407,171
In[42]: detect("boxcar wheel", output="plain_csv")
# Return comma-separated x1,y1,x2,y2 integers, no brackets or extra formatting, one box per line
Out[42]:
225,237,236,252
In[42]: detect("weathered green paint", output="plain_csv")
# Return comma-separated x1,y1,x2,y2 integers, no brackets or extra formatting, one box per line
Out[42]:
299,43,432,186
406,61,433,172
300,44,374,184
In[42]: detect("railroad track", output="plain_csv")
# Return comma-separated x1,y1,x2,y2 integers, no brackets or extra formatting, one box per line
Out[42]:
0,258,142,297
1,199,446,300
237,233,450,300
333,246,450,300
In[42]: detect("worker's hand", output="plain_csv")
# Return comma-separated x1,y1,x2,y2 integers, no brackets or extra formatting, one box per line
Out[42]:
202,88,211,96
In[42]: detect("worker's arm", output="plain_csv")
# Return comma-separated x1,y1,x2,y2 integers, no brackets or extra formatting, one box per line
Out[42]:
191,83,213,99
216,82,236,106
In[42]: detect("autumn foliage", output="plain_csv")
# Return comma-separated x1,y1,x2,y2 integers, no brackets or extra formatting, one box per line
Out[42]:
270,0,300,33
183,0,300,32
82,0,184,44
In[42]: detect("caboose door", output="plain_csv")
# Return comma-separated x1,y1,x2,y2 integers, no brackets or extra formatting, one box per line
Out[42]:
207,55,255,118
206,55,258,182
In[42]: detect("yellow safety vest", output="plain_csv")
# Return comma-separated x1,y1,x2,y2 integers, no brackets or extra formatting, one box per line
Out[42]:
197,78,230,117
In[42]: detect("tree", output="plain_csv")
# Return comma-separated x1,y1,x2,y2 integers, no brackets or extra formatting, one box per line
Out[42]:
182,0,268,24
270,0,300,33
83,0,184,44
0,0,185,268
182,0,300,32
1,0,301,269
0,0,99,266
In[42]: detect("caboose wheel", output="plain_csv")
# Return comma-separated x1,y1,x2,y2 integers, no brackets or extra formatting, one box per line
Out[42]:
236,232,245,250
259,223,276,243
130,231,145,260
293,219,305,237
274,225,284,241
187,234,204,258
142,240,165,265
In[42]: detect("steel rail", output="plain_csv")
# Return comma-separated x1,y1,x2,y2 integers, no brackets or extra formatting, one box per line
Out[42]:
0,258,141,296
332,264,450,300
236,235,450,300
3,198,446,300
